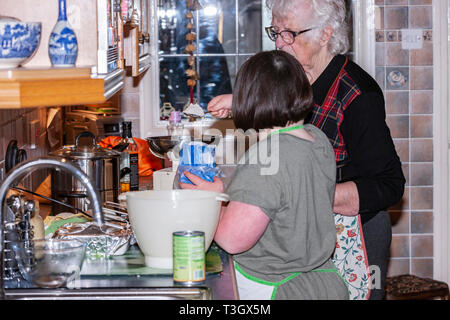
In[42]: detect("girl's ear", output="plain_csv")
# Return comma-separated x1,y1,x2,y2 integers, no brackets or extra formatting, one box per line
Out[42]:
319,26,333,47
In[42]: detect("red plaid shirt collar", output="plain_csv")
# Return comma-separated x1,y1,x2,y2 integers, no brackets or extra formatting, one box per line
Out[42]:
307,55,362,164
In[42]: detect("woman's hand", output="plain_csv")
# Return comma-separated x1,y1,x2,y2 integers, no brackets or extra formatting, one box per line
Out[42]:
207,94,233,119
333,181,359,216
179,171,225,194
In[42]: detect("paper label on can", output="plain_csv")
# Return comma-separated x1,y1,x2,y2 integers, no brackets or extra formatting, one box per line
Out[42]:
173,234,205,283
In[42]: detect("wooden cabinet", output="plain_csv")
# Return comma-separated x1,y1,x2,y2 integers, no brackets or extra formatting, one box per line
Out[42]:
0,68,105,108
123,0,151,77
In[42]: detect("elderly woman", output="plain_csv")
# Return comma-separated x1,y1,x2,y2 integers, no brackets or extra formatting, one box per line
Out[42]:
182,50,348,300
207,0,405,300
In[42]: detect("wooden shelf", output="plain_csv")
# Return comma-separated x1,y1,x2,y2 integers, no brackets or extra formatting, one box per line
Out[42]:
0,67,112,109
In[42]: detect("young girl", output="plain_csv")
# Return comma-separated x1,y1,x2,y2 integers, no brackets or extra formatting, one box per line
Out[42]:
181,50,348,300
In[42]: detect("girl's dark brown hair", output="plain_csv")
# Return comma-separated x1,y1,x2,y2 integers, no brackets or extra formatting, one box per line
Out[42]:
232,50,313,131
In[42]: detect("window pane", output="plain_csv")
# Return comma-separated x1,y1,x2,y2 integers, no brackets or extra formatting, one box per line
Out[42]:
238,0,262,53
225,56,237,90
158,0,190,55
199,56,233,106
199,0,236,54
157,0,263,118
158,0,237,55
238,55,252,71
159,56,192,118
159,55,232,118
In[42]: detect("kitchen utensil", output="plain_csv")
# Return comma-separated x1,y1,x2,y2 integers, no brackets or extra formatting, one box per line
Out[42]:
6,195,22,219
3,205,21,280
104,201,127,210
0,17,42,69
183,101,206,119
83,209,127,224
5,140,27,174
146,136,185,160
146,135,217,159
11,239,86,288
49,131,121,214
10,186,129,228
2,195,35,282
11,186,88,216
122,189,229,269
30,206,45,240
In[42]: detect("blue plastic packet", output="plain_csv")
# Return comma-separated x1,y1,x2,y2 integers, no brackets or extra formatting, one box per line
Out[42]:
176,141,223,185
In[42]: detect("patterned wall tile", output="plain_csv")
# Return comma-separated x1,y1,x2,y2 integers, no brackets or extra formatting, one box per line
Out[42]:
377,0,435,278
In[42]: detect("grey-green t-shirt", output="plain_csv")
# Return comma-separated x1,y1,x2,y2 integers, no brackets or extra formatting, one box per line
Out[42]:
227,124,338,281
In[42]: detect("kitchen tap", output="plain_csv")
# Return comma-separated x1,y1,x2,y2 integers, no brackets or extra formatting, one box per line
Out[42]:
0,157,105,299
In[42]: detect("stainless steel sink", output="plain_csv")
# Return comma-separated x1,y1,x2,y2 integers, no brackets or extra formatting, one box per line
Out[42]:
5,287,212,300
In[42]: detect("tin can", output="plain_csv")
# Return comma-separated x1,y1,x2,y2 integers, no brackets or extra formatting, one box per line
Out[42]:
173,231,206,285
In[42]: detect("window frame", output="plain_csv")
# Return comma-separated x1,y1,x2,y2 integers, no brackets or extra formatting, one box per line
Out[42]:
140,0,375,138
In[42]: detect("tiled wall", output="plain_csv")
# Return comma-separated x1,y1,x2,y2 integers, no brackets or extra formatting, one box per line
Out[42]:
375,0,434,278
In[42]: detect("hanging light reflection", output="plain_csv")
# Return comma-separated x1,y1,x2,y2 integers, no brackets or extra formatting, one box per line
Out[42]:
203,5,218,16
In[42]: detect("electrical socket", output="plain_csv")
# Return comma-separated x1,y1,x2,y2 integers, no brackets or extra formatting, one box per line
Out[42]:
402,29,423,50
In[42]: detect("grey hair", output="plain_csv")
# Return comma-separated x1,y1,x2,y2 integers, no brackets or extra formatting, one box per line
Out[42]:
266,0,350,55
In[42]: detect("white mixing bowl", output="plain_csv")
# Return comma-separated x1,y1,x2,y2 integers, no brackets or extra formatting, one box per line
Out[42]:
124,190,229,269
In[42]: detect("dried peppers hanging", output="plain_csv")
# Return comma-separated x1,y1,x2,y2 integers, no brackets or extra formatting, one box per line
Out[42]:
185,0,202,104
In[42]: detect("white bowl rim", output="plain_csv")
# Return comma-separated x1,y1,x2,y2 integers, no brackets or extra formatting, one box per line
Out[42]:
125,189,229,201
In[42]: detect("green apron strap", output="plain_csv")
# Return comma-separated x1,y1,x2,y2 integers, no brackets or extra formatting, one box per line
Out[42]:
269,124,305,137
235,263,302,300
235,262,343,300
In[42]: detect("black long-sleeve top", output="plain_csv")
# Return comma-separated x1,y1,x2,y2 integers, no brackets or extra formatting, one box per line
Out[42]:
311,55,406,225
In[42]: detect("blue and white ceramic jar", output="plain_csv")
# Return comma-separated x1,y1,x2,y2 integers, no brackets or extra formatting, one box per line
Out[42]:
48,0,78,67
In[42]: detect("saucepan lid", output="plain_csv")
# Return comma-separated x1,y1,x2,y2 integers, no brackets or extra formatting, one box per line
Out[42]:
50,131,121,160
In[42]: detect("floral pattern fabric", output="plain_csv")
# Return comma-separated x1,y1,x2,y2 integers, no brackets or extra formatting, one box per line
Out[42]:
332,214,371,300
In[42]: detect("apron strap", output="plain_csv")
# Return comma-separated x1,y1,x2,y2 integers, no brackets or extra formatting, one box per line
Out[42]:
235,262,341,300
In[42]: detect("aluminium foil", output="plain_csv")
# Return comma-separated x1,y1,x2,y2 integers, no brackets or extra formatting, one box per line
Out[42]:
52,222,132,259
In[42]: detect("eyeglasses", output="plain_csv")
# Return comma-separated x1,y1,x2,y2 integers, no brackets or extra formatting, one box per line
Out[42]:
265,26,313,45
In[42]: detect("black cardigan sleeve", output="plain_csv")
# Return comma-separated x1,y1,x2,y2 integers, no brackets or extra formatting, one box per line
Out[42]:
340,91,406,214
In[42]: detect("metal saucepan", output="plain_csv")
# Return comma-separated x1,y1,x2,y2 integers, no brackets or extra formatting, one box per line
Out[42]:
49,131,121,214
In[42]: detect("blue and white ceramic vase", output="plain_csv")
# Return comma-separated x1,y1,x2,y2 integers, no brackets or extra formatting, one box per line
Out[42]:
48,0,78,67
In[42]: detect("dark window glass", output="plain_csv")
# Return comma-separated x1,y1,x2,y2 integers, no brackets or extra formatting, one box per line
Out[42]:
157,0,354,120
157,0,260,120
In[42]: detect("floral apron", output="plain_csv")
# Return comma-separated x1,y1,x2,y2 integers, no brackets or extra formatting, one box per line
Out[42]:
333,214,371,300
308,57,371,300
